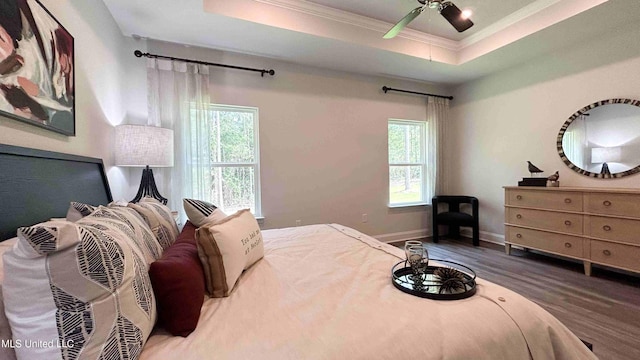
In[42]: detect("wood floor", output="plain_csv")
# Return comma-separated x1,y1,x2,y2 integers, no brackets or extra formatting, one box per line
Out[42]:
391,237,640,360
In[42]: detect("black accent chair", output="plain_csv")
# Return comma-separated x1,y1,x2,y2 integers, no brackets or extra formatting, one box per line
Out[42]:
432,196,479,246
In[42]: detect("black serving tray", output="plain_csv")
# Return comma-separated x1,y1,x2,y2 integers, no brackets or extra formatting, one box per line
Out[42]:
391,259,477,300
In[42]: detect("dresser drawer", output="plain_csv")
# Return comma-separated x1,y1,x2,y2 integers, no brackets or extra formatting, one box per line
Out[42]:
590,240,640,272
586,193,640,217
588,216,640,246
506,208,583,235
506,189,583,212
506,226,583,258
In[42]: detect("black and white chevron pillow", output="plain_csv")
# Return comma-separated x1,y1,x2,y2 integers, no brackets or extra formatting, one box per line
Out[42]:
183,198,227,227
66,201,96,222
3,208,157,360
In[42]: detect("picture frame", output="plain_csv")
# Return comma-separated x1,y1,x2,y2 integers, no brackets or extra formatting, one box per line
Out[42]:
0,0,75,136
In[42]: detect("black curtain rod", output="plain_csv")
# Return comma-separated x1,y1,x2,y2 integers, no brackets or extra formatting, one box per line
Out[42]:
382,86,453,100
134,50,275,77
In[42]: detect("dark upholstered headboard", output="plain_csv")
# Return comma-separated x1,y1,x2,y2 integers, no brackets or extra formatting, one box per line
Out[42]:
0,144,113,241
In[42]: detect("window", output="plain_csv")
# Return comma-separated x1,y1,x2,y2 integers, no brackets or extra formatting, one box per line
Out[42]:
209,105,261,216
388,119,427,206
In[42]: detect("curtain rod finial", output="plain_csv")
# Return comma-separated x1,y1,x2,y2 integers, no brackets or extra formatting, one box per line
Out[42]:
382,86,389,93
134,50,143,58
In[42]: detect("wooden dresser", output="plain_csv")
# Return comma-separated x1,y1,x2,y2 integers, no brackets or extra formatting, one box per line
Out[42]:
504,186,640,276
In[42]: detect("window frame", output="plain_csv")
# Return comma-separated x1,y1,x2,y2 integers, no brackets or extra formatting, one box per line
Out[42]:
209,104,262,217
388,118,428,207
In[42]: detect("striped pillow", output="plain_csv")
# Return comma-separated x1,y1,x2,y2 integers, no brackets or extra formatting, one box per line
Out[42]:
183,198,227,227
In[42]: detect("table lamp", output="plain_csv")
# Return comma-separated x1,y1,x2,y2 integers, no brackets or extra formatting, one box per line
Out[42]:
115,124,174,204
591,146,621,176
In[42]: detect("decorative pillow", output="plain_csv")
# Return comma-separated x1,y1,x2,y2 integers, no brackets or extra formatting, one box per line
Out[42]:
128,197,179,249
149,221,204,337
196,209,264,297
65,201,96,222
93,205,163,264
66,202,164,263
0,238,18,360
3,215,157,360
183,198,227,227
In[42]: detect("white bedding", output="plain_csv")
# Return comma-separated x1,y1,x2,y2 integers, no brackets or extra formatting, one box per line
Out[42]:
141,224,596,360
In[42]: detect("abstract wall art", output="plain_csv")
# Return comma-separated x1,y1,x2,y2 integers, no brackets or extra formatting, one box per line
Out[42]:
0,0,74,136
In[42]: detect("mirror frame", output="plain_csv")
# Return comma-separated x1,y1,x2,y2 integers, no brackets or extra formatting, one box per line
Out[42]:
557,98,640,179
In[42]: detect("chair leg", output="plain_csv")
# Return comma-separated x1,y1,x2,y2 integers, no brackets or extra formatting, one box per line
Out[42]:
472,225,479,246
433,224,439,243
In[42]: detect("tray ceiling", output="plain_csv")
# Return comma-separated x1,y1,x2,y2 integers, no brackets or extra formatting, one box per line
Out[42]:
102,0,638,84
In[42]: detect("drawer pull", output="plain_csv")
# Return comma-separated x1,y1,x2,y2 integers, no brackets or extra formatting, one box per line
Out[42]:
564,242,572,248
516,233,522,239
516,195,523,200
564,198,572,204
603,225,611,231
603,249,611,256
564,220,572,226
516,214,522,219
603,200,612,207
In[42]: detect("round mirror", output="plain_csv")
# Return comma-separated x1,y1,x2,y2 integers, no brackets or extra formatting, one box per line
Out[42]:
557,99,640,179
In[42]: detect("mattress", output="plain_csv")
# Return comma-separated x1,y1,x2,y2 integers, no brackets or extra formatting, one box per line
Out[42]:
141,224,596,360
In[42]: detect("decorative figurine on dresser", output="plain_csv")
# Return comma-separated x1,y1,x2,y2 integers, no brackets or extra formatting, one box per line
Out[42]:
518,161,548,186
546,171,560,187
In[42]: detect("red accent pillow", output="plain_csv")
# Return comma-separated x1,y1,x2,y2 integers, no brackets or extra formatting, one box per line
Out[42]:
149,221,204,336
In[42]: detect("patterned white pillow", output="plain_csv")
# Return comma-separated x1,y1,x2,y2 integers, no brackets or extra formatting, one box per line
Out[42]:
0,238,17,360
128,197,179,249
183,198,227,227
196,209,264,297
91,206,164,264
2,211,157,360
65,202,96,222
65,203,163,263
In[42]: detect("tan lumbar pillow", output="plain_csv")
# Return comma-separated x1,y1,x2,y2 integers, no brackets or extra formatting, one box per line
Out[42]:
196,209,264,297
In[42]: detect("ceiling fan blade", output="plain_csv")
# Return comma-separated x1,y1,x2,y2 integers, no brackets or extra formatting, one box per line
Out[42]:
383,6,424,39
440,2,473,32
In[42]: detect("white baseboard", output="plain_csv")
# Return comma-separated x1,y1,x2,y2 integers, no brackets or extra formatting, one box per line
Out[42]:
375,228,505,246
374,229,430,243
460,228,505,245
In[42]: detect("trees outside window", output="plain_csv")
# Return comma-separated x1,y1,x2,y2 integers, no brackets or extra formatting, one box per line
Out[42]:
191,104,261,216
388,119,427,206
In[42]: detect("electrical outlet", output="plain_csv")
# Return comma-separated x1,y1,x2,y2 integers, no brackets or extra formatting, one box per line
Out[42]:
362,214,368,223
295,219,301,226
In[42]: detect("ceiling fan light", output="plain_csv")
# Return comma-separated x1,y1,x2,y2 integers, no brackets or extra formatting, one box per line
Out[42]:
440,2,474,32
461,9,472,19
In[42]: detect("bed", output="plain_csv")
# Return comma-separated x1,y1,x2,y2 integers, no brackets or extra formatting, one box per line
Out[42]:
0,144,597,359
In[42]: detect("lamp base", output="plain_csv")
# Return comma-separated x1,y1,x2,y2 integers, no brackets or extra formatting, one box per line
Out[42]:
131,165,168,205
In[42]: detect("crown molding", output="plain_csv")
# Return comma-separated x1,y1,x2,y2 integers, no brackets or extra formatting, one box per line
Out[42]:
254,0,460,50
458,0,562,49
254,0,581,53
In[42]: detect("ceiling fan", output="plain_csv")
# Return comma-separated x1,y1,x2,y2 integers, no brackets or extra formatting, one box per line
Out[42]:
383,0,474,39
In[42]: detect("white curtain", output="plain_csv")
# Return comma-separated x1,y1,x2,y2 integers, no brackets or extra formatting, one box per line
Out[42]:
426,96,449,201
147,59,213,215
